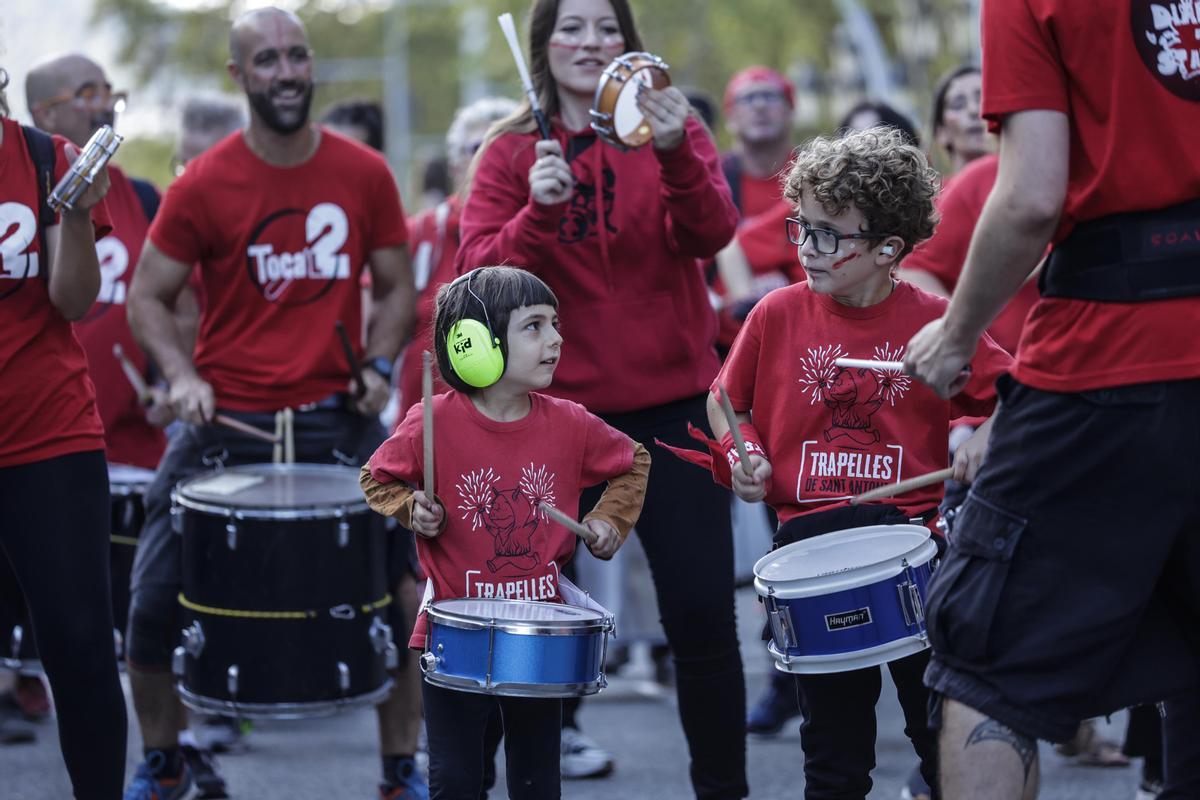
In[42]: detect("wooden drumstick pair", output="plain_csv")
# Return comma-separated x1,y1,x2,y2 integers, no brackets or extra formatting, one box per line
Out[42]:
112,344,279,444
272,408,295,464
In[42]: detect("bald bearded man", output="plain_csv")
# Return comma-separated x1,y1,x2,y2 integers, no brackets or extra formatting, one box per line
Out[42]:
124,8,421,800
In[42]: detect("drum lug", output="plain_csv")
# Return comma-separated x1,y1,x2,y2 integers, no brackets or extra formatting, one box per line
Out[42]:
896,560,925,629
227,664,239,698
765,592,797,654
10,625,24,660
337,510,350,548
172,646,185,677
337,661,351,693
113,627,124,661
369,617,394,655
330,604,356,620
182,621,206,657
170,503,183,535
225,516,238,550
419,646,442,675
385,643,399,671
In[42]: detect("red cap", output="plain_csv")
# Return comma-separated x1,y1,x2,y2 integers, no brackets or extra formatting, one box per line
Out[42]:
723,66,795,111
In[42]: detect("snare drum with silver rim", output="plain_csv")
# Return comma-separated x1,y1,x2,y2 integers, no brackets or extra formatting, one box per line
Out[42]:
754,524,937,674
171,463,397,719
421,598,613,698
589,51,671,150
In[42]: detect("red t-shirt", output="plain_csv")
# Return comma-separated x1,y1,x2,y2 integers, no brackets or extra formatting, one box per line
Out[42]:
717,282,1011,523
902,155,1037,355
73,166,166,470
737,200,805,284
367,391,635,647
740,172,783,219
0,119,111,468
982,0,1200,390
149,130,408,411
397,198,457,421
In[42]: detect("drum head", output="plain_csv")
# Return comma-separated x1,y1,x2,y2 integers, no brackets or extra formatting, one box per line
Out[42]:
176,463,364,511
613,67,661,143
432,598,605,628
754,525,935,598
108,463,156,490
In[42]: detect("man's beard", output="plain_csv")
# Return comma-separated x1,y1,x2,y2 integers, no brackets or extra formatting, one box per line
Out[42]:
247,81,313,135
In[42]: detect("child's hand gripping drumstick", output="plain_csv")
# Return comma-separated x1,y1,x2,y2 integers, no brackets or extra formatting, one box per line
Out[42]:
716,383,772,503
539,503,619,559
410,351,445,540
716,384,753,479
849,467,955,505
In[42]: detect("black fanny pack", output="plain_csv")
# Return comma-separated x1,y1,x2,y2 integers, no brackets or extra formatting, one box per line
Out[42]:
1041,198,1200,302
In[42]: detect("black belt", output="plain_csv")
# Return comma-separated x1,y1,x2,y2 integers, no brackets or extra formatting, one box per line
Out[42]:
1041,198,1200,302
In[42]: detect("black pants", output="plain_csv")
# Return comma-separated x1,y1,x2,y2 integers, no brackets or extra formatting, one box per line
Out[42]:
775,506,941,800
423,682,560,800
0,450,127,799
583,394,747,799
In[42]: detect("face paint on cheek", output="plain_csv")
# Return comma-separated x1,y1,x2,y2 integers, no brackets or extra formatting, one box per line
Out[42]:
830,254,857,271
549,41,582,51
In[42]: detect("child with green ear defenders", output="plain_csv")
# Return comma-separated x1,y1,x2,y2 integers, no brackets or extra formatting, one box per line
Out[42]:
359,266,651,799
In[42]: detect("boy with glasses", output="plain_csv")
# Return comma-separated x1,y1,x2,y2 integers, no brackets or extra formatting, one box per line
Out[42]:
675,127,1011,799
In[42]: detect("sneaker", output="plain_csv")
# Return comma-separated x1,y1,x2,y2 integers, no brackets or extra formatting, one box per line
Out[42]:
196,715,249,755
181,745,228,799
123,751,194,800
13,674,50,720
899,763,932,800
380,754,429,800
1135,778,1163,800
746,679,801,736
561,726,615,779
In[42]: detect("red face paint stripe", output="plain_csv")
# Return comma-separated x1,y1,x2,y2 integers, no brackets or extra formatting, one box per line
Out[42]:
830,254,856,271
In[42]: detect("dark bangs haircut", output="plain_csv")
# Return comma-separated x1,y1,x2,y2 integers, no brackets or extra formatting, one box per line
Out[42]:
433,266,559,393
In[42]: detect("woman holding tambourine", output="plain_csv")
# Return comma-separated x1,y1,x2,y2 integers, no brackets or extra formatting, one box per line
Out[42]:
0,68,127,798
456,1,746,796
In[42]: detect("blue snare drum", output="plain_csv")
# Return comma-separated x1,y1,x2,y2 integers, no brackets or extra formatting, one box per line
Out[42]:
420,599,613,697
753,524,937,674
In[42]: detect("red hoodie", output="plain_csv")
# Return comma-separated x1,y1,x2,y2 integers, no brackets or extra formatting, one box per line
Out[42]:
456,117,737,414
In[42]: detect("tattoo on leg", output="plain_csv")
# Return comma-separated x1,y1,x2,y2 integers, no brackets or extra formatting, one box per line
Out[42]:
965,719,1036,781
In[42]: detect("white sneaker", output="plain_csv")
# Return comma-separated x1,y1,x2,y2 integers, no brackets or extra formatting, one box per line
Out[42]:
560,726,615,779
1135,779,1163,800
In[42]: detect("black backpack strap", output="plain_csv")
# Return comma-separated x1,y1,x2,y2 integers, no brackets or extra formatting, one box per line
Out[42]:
129,177,161,223
20,125,57,269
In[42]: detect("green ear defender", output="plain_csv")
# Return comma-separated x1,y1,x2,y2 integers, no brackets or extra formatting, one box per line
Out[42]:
447,317,504,388
445,269,505,388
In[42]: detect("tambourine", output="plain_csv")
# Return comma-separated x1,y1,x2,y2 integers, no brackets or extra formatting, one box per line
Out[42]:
589,51,671,150
49,125,123,213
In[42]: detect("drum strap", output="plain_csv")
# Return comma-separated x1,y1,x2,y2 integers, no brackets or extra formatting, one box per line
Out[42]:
177,593,392,620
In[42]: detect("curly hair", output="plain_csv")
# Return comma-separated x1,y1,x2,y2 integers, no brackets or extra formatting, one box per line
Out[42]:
783,127,938,258
0,67,9,119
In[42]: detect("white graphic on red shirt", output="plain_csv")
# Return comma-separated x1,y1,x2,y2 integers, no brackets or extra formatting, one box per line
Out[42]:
456,465,559,574
798,343,911,446
0,202,40,290
1146,4,1200,80
519,463,557,520
245,203,352,304
797,344,846,405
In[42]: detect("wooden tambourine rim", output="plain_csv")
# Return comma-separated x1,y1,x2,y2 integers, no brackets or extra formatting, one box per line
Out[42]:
589,51,671,150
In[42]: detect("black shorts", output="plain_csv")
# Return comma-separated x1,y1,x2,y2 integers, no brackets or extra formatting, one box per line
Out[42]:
924,375,1200,742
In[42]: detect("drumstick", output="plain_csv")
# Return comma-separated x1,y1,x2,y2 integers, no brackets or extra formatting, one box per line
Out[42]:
422,351,435,497
835,358,905,371
112,343,152,405
283,407,295,465
498,12,552,140
716,383,753,479
540,502,599,546
273,410,283,464
212,413,281,444
849,468,955,505
336,320,367,400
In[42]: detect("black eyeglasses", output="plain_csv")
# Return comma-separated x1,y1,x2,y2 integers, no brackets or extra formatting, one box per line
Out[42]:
785,217,887,255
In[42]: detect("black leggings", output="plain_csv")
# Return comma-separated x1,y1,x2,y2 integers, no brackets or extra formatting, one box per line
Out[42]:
0,450,127,799
423,681,560,800
584,394,747,800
